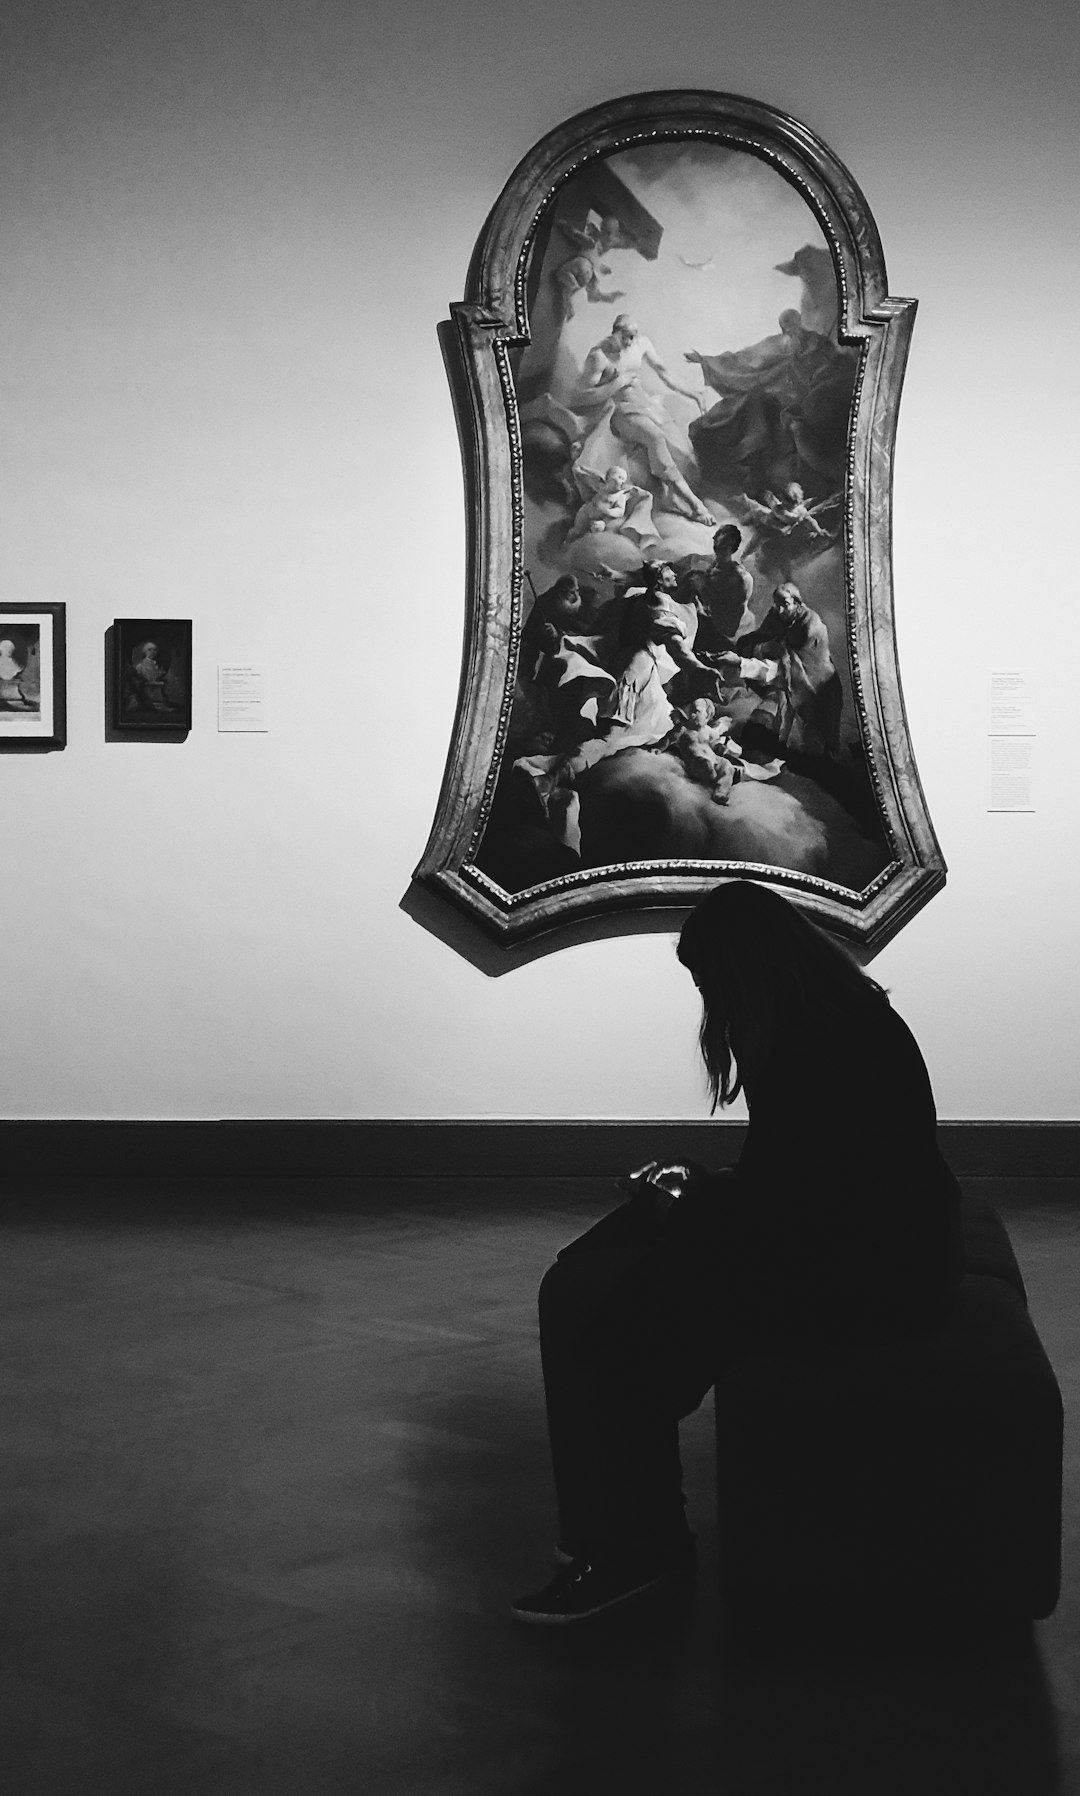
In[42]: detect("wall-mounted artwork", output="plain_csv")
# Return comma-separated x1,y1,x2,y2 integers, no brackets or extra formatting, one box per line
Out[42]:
112,620,192,733
415,91,945,950
0,604,66,752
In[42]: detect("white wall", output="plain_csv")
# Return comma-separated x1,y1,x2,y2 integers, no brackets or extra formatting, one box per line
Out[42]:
1,0,1077,1121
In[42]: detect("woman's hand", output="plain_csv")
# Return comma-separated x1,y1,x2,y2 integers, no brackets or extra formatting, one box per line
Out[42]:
620,1160,714,1219
618,1162,678,1222
628,1160,693,1200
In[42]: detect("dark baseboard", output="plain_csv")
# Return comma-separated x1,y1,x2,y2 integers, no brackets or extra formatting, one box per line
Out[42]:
0,1119,1077,1182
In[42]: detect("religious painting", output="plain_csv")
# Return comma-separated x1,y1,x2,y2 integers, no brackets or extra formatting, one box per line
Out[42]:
415,92,945,949
0,604,66,752
112,620,192,733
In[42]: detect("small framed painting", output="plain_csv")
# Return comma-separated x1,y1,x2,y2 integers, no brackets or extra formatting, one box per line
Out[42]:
0,604,66,752
112,620,192,732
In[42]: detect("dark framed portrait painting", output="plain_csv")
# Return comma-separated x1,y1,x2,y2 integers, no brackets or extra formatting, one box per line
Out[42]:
414,90,946,952
112,620,192,732
0,603,66,752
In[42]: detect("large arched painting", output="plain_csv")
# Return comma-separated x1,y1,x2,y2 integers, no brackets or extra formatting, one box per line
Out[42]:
414,92,945,949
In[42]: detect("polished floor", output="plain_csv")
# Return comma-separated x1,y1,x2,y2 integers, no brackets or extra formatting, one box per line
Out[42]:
2,1175,1078,1796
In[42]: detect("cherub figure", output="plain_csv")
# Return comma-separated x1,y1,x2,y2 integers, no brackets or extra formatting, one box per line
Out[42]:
734,482,843,579
552,214,635,322
738,482,841,564
565,465,655,546
656,696,786,803
742,483,830,537
655,697,746,804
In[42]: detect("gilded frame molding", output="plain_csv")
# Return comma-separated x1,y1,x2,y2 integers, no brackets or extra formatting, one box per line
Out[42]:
414,90,945,950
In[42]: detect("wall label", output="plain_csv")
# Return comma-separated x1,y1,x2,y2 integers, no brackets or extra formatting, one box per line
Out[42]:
218,665,269,733
988,670,1034,811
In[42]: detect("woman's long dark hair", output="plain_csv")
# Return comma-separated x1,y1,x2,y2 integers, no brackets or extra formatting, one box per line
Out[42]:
676,881,887,1109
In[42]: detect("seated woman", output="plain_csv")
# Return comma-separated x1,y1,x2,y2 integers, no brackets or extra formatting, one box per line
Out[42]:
511,880,965,1624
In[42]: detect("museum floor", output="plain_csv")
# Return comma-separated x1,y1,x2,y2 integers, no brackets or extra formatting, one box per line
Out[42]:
2,1175,1078,1796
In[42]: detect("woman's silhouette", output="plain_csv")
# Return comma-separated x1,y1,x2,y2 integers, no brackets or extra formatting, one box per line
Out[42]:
512,881,965,1624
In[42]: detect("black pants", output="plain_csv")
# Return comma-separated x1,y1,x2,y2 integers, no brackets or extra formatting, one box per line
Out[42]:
538,1187,959,1565
539,1187,794,1565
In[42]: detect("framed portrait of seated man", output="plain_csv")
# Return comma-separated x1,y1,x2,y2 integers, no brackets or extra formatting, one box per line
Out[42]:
111,619,193,736
414,90,945,952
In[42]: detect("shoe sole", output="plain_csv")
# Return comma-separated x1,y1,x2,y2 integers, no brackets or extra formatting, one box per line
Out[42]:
509,1571,678,1625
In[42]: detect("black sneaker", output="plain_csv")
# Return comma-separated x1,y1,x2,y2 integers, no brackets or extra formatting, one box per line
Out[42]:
510,1544,696,1626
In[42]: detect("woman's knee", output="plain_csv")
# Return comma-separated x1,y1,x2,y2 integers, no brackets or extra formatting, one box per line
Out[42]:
538,1254,603,1341
538,1258,572,1325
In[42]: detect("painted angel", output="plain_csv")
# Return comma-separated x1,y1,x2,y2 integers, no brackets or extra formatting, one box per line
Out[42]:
654,697,784,804
565,465,657,549
737,483,842,574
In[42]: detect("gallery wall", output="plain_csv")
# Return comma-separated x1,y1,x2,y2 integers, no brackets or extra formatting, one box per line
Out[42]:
1,0,1077,1122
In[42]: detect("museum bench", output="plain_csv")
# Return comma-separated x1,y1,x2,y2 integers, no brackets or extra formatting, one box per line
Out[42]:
713,1192,1064,1623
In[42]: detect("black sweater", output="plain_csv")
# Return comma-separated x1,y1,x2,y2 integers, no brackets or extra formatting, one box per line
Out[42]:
672,994,965,1343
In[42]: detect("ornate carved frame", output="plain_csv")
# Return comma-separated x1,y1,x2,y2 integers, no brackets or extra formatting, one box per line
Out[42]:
414,90,945,950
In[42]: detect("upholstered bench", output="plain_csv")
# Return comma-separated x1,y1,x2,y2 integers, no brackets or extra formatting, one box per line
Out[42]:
713,1193,1063,1621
